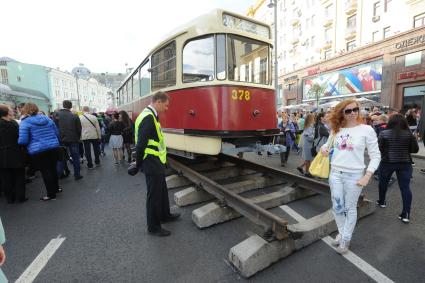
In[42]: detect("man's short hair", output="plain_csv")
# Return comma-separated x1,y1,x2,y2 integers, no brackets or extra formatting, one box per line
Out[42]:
17,102,25,109
151,91,169,103
82,106,90,112
63,100,72,109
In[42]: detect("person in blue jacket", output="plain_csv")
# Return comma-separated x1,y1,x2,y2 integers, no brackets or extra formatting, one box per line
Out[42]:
278,113,296,167
0,217,7,283
18,103,61,201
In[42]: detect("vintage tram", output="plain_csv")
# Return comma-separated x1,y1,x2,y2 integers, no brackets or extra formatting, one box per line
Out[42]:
116,9,280,157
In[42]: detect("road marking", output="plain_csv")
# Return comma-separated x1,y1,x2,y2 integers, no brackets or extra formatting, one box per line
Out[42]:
15,235,66,283
280,205,394,283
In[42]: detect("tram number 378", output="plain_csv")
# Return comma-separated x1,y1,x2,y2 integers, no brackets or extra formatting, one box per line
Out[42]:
231,89,251,101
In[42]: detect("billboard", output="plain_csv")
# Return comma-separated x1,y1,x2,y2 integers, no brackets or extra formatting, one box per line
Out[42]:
303,60,383,100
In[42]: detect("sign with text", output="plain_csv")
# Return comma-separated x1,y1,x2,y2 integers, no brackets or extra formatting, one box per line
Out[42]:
303,60,383,100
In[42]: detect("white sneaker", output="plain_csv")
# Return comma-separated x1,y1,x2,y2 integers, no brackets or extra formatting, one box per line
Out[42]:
336,240,350,255
331,234,341,247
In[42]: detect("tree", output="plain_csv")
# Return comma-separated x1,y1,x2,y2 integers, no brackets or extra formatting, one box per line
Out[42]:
310,83,325,107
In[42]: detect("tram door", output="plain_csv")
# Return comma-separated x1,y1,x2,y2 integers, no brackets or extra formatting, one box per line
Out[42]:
402,85,425,115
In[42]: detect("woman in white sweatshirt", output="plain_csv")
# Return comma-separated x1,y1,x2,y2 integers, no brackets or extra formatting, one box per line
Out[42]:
321,99,381,254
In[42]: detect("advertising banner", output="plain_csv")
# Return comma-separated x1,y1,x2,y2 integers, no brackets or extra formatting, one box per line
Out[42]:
303,60,383,100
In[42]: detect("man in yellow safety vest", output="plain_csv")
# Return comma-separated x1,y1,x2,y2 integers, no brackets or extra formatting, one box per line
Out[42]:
134,91,180,237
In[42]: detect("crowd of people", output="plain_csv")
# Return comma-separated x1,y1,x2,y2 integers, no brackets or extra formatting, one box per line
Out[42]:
0,100,134,203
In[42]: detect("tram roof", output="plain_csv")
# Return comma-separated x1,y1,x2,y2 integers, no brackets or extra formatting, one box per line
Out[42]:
118,9,272,89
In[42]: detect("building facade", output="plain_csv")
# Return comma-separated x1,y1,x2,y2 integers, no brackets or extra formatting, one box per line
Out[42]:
282,26,425,112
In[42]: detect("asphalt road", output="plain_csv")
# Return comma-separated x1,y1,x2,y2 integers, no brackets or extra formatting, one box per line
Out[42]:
0,148,424,282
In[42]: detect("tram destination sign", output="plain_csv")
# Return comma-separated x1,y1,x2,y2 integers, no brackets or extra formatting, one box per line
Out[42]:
395,35,425,49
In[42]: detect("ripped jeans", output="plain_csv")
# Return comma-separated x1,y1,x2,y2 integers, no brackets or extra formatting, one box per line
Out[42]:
329,169,364,243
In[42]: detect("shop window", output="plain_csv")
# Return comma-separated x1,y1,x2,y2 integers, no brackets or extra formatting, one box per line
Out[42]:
405,51,422,67
414,12,425,28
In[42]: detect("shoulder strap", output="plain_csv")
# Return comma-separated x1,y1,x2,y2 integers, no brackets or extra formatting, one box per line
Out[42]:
83,115,99,138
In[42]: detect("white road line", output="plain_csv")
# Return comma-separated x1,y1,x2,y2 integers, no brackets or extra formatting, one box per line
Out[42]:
15,235,66,283
280,205,394,283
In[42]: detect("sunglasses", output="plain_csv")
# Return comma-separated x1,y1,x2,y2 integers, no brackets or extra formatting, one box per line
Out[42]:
343,107,359,114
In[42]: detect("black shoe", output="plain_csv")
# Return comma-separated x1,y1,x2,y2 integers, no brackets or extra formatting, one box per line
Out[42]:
257,152,263,156
281,163,285,167
74,175,83,181
57,188,63,193
148,228,171,237
161,213,181,223
59,173,69,179
398,212,410,223
297,166,304,175
304,173,313,178
267,152,273,156
87,165,94,170
376,200,386,208
40,196,56,201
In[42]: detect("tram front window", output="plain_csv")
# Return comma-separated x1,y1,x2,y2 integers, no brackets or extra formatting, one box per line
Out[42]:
227,35,269,85
183,36,215,83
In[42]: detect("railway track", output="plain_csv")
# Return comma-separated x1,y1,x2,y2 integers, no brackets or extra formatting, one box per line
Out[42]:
166,153,376,278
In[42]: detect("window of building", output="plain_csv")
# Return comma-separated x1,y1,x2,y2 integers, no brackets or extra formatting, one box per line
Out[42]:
414,12,425,28
17,76,21,82
311,35,315,47
0,69,8,84
311,14,315,25
383,26,391,38
183,35,214,83
384,0,392,12
311,56,315,63
305,58,309,65
373,2,380,16
306,18,310,29
347,40,356,51
324,49,332,59
347,14,356,30
293,63,298,71
405,51,422,67
288,82,295,91
151,41,176,91
324,28,332,42
325,4,332,18
372,30,379,42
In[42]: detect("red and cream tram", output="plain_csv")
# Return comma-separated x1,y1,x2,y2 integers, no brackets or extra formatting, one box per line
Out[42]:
116,9,279,156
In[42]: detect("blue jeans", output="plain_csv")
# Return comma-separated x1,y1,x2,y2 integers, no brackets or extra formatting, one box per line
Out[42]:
379,163,413,215
64,143,81,177
329,169,364,242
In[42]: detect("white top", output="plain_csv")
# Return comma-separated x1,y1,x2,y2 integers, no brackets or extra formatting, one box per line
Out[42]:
80,113,101,140
322,124,381,173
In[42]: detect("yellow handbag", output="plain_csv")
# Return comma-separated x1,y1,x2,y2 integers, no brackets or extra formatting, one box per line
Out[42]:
309,135,335,179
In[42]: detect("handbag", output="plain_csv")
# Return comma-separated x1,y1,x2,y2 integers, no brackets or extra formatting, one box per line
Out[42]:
309,135,335,179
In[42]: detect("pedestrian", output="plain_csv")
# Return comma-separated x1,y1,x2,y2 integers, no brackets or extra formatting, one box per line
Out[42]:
18,103,62,201
96,113,107,156
0,217,8,282
377,114,419,223
119,110,135,163
56,100,83,181
312,112,329,154
134,91,180,236
278,112,295,167
417,113,425,174
79,106,101,169
0,104,27,203
108,113,125,165
297,113,315,177
321,98,381,254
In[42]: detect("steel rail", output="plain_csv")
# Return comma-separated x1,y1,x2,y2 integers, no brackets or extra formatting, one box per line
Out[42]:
168,157,289,240
217,153,331,196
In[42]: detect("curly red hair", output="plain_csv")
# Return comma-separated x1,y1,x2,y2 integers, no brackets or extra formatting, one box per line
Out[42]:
328,99,363,133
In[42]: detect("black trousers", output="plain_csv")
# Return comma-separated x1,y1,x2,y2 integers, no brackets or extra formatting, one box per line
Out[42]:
280,145,291,165
83,139,100,167
32,149,60,198
0,168,26,202
145,173,171,232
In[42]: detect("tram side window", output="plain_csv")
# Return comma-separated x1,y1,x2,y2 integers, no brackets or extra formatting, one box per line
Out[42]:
217,34,226,80
151,41,176,91
140,61,151,97
132,70,140,98
183,35,214,83
227,35,270,85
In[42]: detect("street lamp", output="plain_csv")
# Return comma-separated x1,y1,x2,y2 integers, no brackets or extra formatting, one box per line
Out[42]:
74,73,81,110
268,0,279,106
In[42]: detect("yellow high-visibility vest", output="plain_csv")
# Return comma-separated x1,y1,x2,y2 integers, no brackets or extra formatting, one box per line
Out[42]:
134,108,167,164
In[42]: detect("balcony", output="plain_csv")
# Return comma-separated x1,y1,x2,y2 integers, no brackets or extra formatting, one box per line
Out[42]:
345,27,356,40
345,0,357,15
291,17,300,26
323,16,333,27
322,40,332,50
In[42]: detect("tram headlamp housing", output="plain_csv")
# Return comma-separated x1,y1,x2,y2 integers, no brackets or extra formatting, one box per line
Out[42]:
222,14,270,38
